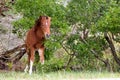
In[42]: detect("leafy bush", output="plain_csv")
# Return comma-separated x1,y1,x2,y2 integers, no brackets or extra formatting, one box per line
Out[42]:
36,58,65,73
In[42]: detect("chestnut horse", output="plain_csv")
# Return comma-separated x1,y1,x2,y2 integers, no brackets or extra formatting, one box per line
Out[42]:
24,16,51,74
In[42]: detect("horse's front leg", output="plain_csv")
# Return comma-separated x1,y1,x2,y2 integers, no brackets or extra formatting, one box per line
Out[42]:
38,47,45,64
29,48,35,75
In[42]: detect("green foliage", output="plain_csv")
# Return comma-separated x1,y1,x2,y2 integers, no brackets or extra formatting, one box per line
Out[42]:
13,0,69,34
62,0,108,70
64,34,107,70
92,0,120,33
66,0,103,26
36,58,64,73
63,0,120,71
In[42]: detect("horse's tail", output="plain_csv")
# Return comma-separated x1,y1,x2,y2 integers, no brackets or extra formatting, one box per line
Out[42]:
20,43,27,52
23,43,30,54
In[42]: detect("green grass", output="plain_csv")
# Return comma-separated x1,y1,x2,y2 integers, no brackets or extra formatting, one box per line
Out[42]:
0,71,120,80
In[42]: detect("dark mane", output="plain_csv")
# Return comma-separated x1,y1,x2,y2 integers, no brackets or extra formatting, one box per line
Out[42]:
34,18,41,32
34,16,49,28
35,18,40,27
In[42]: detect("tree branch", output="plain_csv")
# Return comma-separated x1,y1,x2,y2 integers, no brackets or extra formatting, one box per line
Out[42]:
104,32,120,66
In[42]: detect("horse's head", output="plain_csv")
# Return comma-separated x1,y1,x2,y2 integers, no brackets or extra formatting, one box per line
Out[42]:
38,16,51,38
35,16,51,38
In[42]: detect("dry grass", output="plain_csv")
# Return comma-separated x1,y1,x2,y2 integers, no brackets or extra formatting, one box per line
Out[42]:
0,70,120,80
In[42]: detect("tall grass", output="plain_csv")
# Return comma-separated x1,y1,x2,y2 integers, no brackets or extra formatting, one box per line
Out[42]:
0,71,120,80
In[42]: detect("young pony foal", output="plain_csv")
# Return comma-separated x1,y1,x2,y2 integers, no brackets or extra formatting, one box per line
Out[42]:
24,16,51,74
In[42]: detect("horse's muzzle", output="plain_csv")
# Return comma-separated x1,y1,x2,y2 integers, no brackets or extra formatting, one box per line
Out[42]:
45,34,50,38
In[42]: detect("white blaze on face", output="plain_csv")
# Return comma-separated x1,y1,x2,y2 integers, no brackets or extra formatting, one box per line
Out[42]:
45,21,48,26
29,60,33,75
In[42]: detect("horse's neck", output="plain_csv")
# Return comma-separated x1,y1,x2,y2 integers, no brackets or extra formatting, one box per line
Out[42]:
35,27,44,40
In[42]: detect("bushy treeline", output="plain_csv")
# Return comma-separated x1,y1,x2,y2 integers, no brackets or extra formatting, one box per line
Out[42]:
13,0,120,72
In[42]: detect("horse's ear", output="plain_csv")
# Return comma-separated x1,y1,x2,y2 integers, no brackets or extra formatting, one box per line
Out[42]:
39,16,42,20
46,16,48,19
35,18,40,27
49,17,51,20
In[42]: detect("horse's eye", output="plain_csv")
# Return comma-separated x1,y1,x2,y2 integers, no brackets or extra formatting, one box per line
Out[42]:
46,17,48,19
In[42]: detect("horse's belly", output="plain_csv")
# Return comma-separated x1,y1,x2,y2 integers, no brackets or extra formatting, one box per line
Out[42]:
34,43,43,49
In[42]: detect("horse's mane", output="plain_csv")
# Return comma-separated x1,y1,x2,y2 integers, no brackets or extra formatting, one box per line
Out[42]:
34,16,48,31
35,18,40,27
33,18,40,32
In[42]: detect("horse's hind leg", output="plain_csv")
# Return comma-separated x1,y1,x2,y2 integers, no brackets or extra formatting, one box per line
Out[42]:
29,48,35,75
24,65,28,73
38,47,44,64
24,53,30,73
